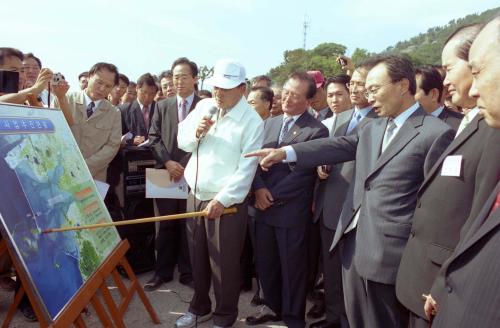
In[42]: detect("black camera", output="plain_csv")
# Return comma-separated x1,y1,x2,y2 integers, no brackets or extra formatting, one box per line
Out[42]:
0,70,19,94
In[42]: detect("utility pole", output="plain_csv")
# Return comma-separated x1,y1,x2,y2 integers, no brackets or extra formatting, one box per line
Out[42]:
303,15,310,50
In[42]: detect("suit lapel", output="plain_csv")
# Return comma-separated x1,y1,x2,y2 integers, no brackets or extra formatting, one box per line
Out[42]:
367,118,387,176
367,109,424,179
190,95,200,113
418,115,482,196
448,182,500,262
438,109,448,122
270,116,284,147
132,100,146,133
88,101,109,121
282,113,307,144
333,110,353,137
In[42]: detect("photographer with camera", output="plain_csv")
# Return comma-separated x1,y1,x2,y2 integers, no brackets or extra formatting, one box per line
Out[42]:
0,47,71,112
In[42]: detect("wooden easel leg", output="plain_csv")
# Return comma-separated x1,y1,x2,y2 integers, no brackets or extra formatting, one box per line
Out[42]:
111,269,127,298
99,283,126,328
90,295,115,328
1,285,24,328
119,258,160,324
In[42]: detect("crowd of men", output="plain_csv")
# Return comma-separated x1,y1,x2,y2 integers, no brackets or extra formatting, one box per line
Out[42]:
0,15,499,328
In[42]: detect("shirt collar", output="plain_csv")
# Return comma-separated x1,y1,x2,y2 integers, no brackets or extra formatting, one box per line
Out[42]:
177,93,195,110
354,105,372,118
392,102,420,127
83,91,102,110
136,99,150,112
220,96,248,122
465,107,480,120
430,105,445,117
283,112,303,123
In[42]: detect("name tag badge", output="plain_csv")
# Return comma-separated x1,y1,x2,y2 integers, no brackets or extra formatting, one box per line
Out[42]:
441,155,462,177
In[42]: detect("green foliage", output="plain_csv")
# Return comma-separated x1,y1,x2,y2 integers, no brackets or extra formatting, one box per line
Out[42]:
269,42,347,86
385,7,500,65
267,7,499,82
351,48,374,66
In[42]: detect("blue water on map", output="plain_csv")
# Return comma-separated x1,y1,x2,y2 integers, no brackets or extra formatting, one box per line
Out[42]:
2,157,83,319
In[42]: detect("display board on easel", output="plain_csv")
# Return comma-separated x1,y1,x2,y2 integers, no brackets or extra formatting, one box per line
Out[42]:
0,103,123,324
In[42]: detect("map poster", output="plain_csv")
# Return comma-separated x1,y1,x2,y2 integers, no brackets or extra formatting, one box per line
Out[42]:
0,103,121,321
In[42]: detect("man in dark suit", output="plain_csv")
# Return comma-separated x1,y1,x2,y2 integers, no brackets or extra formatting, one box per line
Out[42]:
428,182,500,328
422,16,500,328
145,57,200,290
305,69,332,321
246,54,455,328
246,72,328,328
414,65,463,131
395,23,498,328
311,72,377,328
120,73,157,144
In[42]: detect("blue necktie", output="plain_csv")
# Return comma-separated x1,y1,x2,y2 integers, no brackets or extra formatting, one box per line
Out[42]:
346,111,361,134
86,101,95,118
279,117,294,144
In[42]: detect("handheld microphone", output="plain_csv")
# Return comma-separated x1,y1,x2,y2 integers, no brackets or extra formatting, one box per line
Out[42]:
199,106,218,139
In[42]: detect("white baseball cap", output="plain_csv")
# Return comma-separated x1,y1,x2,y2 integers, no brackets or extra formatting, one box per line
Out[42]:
205,59,246,89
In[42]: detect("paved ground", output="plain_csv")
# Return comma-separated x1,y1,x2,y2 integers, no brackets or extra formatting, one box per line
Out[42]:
0,272,320,327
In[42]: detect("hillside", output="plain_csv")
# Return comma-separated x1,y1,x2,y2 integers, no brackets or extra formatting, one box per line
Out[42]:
267,7,499,84
385,7,500,64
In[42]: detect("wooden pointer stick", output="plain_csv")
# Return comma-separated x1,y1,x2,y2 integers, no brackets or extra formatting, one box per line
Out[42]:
42,208,238,234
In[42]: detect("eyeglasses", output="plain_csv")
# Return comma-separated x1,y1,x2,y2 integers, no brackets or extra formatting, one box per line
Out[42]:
364,81,395,98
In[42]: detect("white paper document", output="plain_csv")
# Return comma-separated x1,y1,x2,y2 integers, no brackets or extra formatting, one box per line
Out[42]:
441,155,462,177
94,180,110,200
145,168,188,199
138,139,150,147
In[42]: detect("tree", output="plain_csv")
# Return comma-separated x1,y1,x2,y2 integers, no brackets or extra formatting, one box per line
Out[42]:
268,42,348,86
351,48,373,66
198,65,214,90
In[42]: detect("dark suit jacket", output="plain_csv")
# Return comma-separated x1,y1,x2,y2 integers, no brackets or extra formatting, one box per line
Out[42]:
148,95,200,168
313,109,378,229
119,100,156,138
430,181,500,328
293,106,455,284
395,116,500,318
438,107,463,131
253,112,328,228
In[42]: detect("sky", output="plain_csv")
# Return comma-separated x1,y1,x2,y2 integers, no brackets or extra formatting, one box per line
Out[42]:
2,0,498,90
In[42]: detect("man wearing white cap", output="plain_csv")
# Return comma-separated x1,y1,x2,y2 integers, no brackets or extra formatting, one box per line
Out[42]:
176,59,264,328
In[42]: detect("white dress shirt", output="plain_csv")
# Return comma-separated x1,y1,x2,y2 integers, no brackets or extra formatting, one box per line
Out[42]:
321,114,337,137
83,92,103,114
177,93,195,117
455,107,480,137
177,97,264,207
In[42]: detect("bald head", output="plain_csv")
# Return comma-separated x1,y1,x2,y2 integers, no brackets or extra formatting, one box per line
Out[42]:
468,16,500,128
